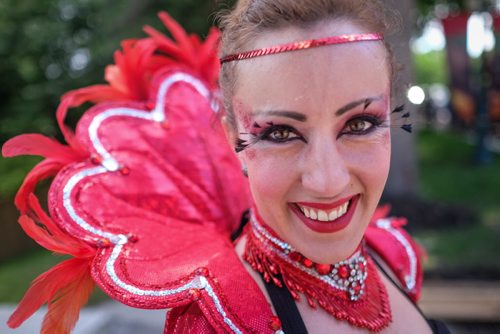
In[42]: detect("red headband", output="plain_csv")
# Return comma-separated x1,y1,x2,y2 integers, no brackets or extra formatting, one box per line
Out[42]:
220,33,383,64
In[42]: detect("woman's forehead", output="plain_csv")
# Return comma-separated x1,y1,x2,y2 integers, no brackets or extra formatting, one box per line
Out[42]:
232,20,390,108
234,42,389,115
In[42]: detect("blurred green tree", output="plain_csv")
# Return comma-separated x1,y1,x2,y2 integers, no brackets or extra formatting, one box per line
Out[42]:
0,0,221,144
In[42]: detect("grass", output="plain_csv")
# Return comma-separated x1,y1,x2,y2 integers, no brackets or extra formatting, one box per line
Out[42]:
0,250,109,305
417,129,500,216
416,129,500,276
0,251,61,304
0,155,41,199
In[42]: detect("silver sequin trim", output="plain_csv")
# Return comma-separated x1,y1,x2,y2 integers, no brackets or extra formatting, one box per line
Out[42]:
88,73,212,172
251,215,292,252
60,72,242,333
376,218,417,290
63,166,124,244
250,213,366,293
152,72,211,121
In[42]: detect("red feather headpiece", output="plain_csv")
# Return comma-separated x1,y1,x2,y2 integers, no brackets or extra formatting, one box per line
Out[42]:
2,12,274,333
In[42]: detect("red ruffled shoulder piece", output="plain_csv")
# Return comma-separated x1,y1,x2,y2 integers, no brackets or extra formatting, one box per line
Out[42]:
3,12,277,334
365,205,425,303
165,303,216,333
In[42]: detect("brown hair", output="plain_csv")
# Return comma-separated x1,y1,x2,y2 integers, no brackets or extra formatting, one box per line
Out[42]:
217,0,400,129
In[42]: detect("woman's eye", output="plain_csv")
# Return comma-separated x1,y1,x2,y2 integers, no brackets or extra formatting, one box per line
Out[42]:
347,119,372,132
344,117,381,135
258,125,303,143
269,128,293,140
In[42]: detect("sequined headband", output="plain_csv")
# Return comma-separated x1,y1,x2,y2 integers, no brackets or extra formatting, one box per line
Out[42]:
220,33,384,64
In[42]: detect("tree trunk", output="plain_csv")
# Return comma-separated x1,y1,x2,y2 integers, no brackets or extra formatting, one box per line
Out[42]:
383,0,419,197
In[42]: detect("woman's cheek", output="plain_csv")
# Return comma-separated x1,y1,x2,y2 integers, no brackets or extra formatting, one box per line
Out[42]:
244,147,257,160
246,152,289,200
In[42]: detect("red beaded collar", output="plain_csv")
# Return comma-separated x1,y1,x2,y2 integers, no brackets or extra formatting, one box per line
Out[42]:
220,33,383,64
244,210,391,332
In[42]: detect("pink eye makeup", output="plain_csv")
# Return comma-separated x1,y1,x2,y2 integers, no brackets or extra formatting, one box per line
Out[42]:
338,113,387,138
233,103,411,153
235,121,306,153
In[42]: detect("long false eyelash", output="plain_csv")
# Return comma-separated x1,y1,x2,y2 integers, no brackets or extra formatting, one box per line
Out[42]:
235,138,250,153
235,122,303,152
234,122,265,152
390,104,412,133
236,106,413,152
391,104,405,114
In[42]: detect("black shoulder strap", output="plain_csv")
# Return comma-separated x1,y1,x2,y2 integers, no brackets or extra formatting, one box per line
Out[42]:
233,212,308,333
263,275,308,334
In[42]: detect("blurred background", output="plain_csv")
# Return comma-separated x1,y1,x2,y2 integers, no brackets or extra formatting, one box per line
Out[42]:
0,0,499,333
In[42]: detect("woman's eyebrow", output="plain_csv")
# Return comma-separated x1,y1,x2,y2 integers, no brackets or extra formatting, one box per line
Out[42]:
252,95,384,121
252,110,307,122
336,96,384,116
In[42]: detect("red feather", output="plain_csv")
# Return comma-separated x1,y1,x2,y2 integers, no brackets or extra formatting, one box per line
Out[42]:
144,12,221,86
157,12,195,62
55,39,167,147
3,11,225,333
2,134,86,162
20,194,95,258
7,258,94,334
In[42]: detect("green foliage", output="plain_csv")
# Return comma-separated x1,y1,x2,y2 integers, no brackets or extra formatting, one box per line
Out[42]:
417,129,500,215
0,156,41,199
417,223,500,273
413,50,447,85
0,0,221,144
416,129,500,275
0,251,63,303
0,250,109,304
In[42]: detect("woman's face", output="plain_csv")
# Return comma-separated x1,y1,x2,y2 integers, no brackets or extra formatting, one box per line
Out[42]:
230,20,391,264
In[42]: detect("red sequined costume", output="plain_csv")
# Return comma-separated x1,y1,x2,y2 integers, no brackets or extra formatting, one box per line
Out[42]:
2,13,423,334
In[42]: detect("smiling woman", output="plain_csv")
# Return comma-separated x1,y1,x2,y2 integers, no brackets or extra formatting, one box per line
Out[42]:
2,1,449,334
212,0,448,333
228,19,392,266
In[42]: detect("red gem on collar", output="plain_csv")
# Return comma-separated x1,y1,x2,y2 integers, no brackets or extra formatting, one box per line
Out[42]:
244,212,392,332
314,263,331,275
269,316,282,331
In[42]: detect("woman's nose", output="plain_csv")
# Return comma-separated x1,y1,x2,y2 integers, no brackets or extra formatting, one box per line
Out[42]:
300,139,350,196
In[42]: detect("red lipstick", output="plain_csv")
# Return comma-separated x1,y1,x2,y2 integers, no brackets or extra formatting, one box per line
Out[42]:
290,195,360,233
296,196,354,210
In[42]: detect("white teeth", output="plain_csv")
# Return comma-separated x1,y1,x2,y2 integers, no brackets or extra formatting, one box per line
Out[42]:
304,207,310,218
341,202,348,215
298,200,351,222
328,209,338,221
318,210,328,221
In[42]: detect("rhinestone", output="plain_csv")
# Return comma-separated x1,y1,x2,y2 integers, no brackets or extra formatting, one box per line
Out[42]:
338,265,349,279
314,263,332,275
289,251,302,262
302,258,313,268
